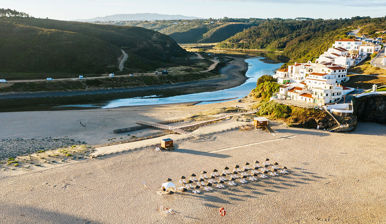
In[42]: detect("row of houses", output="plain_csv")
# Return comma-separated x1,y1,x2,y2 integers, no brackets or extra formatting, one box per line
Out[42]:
273,38,382,106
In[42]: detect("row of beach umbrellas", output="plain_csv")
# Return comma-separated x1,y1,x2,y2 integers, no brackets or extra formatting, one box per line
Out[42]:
162,159,289,194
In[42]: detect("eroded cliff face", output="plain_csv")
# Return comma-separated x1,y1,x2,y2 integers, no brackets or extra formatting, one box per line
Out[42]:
353,94,386,124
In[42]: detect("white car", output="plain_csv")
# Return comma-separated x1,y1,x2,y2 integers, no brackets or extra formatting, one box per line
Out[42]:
46,77,53,81
0,79,7,83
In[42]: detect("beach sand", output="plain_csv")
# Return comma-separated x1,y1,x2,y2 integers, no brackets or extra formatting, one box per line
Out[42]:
0,112,385,224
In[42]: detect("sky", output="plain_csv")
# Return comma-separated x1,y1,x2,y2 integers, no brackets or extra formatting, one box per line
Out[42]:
1,0,385,20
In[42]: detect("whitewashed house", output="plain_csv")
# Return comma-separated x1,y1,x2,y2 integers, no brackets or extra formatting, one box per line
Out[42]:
333,39,362,51
273,68,290,84
359,42,382,55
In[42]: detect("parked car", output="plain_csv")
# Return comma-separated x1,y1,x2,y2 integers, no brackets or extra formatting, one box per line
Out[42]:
46,77,53,81
79,75,84,79
0,79,7,83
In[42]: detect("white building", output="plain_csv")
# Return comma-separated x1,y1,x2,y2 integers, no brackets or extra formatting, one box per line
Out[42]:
359,43,382,55
333,39,362,51
316,46,363,68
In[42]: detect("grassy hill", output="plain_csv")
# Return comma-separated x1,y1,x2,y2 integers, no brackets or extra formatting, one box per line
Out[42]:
217,17,386,65
0,14,188,78
109,19,262,44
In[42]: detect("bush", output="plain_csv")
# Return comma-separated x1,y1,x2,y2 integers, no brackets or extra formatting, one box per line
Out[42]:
251,75,280,100
257,101,292,119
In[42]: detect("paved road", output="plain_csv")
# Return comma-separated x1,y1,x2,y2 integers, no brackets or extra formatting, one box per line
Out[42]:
371,47,385,69
6,53,217,84
0,57,247,100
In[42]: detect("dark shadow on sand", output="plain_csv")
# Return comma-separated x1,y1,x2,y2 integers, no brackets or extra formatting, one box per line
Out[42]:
275,128,330,137
174,148,230,158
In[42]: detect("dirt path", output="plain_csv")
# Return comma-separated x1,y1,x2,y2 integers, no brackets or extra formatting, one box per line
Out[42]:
118,49,128,72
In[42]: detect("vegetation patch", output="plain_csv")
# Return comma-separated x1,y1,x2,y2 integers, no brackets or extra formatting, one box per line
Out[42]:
250,75,280,100
0,145,93,171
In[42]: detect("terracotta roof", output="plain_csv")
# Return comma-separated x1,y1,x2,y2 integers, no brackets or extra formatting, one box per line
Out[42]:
310,72,328,76
342,86,351,90
277,68,288,72
328,66,346,70
288,87,303,92
336,39,357,42
300,93,313,98
300,81,307,85
331,53,340,57
334,47,348,52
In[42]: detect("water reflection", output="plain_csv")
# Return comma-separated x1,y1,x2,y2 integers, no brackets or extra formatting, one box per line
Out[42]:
102,57,282,108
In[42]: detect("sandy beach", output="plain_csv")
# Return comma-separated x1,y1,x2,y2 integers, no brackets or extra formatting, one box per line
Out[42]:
0,100,385,224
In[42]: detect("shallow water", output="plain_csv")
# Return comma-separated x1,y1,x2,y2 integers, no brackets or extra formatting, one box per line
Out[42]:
63,57,282,109
101,57,282,108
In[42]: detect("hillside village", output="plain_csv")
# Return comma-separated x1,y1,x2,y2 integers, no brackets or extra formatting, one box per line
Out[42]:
274,37,383,106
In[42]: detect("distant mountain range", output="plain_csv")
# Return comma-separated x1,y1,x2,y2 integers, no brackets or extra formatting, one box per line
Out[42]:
81,13,199,22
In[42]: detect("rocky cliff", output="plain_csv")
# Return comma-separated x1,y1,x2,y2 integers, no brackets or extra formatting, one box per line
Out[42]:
353,94,386,124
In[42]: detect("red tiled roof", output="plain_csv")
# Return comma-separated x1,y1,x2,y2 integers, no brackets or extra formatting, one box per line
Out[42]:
310,72,328,76
331,53,340,57
328,66,346,70
334,47,348,52
300,93,313,98
288,87,303,92
277,68,288,72
336,39,356,42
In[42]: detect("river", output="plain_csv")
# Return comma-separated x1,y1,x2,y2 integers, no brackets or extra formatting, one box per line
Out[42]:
97,57,282,109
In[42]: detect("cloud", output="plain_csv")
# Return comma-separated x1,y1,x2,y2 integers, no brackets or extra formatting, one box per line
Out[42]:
217,0,386,7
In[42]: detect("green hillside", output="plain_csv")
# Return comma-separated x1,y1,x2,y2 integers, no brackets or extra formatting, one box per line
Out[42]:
199,23,254,43
217,17,386,65
0,13,187,78
112,19,262,43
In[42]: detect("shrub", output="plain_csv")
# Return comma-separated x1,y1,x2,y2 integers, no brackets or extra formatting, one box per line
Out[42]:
256,101,292,119
251,75,280,100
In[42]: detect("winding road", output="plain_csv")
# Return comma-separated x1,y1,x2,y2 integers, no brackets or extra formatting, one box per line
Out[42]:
118,49,128,72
